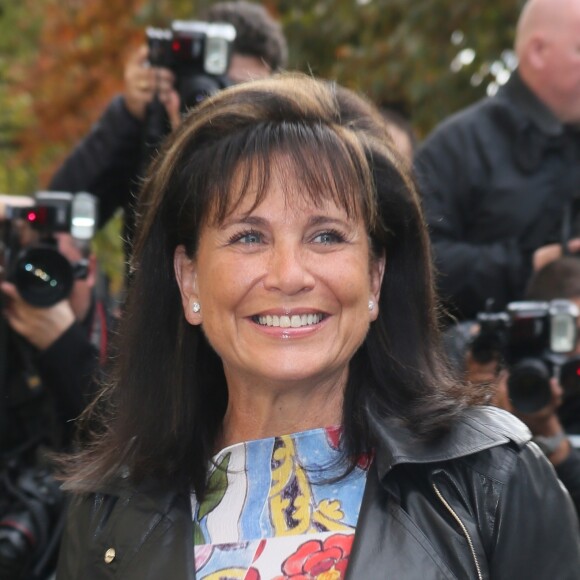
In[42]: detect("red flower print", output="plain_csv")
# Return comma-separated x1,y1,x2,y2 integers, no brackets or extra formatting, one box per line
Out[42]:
324,427,373,470
274,533,354,579
245,540,267,580
325,426,342,450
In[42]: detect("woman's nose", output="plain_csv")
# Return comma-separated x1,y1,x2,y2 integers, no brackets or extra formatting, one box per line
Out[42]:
263,243,316,294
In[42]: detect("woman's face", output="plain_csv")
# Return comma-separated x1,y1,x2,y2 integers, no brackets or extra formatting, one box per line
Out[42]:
174,168,385,391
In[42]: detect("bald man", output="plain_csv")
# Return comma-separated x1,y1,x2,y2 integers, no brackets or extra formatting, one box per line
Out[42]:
415,0,580,321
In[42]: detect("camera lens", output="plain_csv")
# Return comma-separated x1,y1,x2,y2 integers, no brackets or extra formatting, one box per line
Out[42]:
11,245,73,307
508,358,552,413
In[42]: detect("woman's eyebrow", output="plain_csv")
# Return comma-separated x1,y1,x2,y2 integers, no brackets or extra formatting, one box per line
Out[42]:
220,215,268,228
220,214,352,229
308,215,352,228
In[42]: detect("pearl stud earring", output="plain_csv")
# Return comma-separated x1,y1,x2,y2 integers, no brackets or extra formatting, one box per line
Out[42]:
192,302,201,313
368,300,375,311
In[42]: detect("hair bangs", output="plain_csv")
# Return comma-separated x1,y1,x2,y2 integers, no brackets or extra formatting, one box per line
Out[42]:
202,120,375,227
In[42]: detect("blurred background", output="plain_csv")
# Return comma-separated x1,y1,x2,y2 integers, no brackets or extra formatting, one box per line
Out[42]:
0,0,523,291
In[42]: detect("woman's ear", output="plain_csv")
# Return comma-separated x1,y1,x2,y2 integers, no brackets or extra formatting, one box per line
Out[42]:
174,245,202,325
369,252,386,321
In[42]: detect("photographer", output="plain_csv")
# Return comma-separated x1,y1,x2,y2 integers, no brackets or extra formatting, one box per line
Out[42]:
415,0,580,321
1,232,107,452
469,368,580,520
525,256,580,434
465,297,580,518
48,1,288,259
0,194,110,579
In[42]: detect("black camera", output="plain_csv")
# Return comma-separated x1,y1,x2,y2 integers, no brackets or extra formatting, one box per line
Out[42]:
1,191,98,307
146,20,236,110
0,459,64,580
473,300,580,413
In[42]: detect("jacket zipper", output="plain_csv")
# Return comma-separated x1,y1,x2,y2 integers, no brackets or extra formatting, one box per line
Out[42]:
432,482,483,580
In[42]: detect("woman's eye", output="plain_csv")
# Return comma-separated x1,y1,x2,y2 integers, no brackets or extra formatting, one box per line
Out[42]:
230,230,263,244
313,231,344,245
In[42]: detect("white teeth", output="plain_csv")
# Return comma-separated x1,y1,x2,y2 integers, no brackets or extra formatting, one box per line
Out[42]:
256,313,323,328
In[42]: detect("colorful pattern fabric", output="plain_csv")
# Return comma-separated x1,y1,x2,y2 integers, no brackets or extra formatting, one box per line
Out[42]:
191,426,371,580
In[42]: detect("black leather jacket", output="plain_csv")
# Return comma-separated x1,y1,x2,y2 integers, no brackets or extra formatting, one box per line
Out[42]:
56,407,580,579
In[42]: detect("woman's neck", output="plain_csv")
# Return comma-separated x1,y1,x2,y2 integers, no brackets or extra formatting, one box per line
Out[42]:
217,372,346,450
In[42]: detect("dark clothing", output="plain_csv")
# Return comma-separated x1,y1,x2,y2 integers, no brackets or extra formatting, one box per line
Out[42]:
49,96,144,255
35,318,102,426
56,406,580,580
415,71,580,320
49,95,142,228
560,394,580,434
0,303,109,580
1,297,108,453
556,447,580,519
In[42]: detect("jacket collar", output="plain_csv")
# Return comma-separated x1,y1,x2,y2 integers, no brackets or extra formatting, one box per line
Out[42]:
500,69,564,137
96,407,530,509
369,406,531,481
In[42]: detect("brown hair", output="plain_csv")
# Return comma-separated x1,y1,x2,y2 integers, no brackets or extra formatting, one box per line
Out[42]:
525,256,580,301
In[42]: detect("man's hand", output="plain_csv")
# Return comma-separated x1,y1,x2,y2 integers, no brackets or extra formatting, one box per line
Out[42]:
533,238,580,271
1,281,75,350
123,45,181,129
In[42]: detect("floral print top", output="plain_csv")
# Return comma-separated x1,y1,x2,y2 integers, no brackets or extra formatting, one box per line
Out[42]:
191,426,371,580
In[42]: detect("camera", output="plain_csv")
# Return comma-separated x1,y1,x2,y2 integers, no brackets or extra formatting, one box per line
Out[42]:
0,458,64,580
473,300,580,412
1,191,98,307
146,20,236,110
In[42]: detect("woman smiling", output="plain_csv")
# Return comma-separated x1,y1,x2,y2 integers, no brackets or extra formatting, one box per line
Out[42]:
56,74,580,579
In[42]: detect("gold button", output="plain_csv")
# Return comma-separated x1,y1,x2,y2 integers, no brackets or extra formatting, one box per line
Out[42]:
104,548,116,564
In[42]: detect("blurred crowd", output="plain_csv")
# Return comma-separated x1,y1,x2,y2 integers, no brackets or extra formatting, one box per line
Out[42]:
415,0,580,518
2,0,580,578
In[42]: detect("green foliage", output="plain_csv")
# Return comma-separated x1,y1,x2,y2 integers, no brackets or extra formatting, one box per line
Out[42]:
0,0,527,287
0,0,42,194
274,0,524,137
0,0,529,184
91,211,125,297
197,452,231,520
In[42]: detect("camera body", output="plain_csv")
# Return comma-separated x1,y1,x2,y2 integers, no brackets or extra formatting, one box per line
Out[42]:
0,459,64,580
146,20,236,110
1,191,98,307
474,300,580,412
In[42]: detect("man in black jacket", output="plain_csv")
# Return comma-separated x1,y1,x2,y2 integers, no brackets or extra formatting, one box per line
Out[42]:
415,0,580,321
48,1,288,260
0,226,109,453
0,202,111,580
